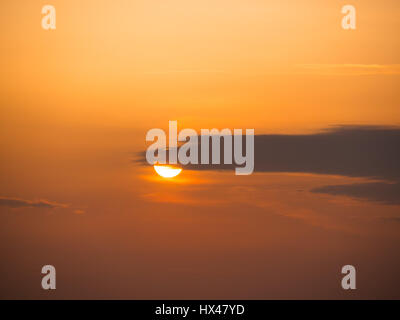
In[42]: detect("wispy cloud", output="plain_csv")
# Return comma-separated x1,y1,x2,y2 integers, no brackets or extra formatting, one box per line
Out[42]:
295,64,400,76
312,182,400,205
0,196,68,209
140,69,228,75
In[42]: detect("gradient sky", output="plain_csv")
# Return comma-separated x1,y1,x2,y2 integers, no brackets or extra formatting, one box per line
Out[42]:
1,0,399,299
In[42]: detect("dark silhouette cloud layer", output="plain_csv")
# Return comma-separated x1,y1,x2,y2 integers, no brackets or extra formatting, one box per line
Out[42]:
181,125,400,180
138,125,400,204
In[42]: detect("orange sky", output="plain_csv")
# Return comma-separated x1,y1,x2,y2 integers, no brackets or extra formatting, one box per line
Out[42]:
1,1,400,299
1,0,400,133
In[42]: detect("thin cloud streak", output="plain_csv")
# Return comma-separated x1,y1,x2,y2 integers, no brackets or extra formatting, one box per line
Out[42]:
0,196,68,209
312,182,400,205
295,64,400,76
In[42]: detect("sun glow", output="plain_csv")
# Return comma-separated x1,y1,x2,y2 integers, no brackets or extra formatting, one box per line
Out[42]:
154,165,182,178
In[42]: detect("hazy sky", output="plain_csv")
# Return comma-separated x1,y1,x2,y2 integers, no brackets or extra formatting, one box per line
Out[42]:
0,1,399,299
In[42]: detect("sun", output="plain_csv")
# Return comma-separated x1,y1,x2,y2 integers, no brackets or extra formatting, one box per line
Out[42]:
154,165,182,178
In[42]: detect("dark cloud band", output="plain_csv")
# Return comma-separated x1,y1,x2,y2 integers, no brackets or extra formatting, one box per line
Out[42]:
138,125,400,204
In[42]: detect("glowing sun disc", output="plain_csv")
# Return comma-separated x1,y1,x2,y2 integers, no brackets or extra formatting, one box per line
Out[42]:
154,165,182,178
